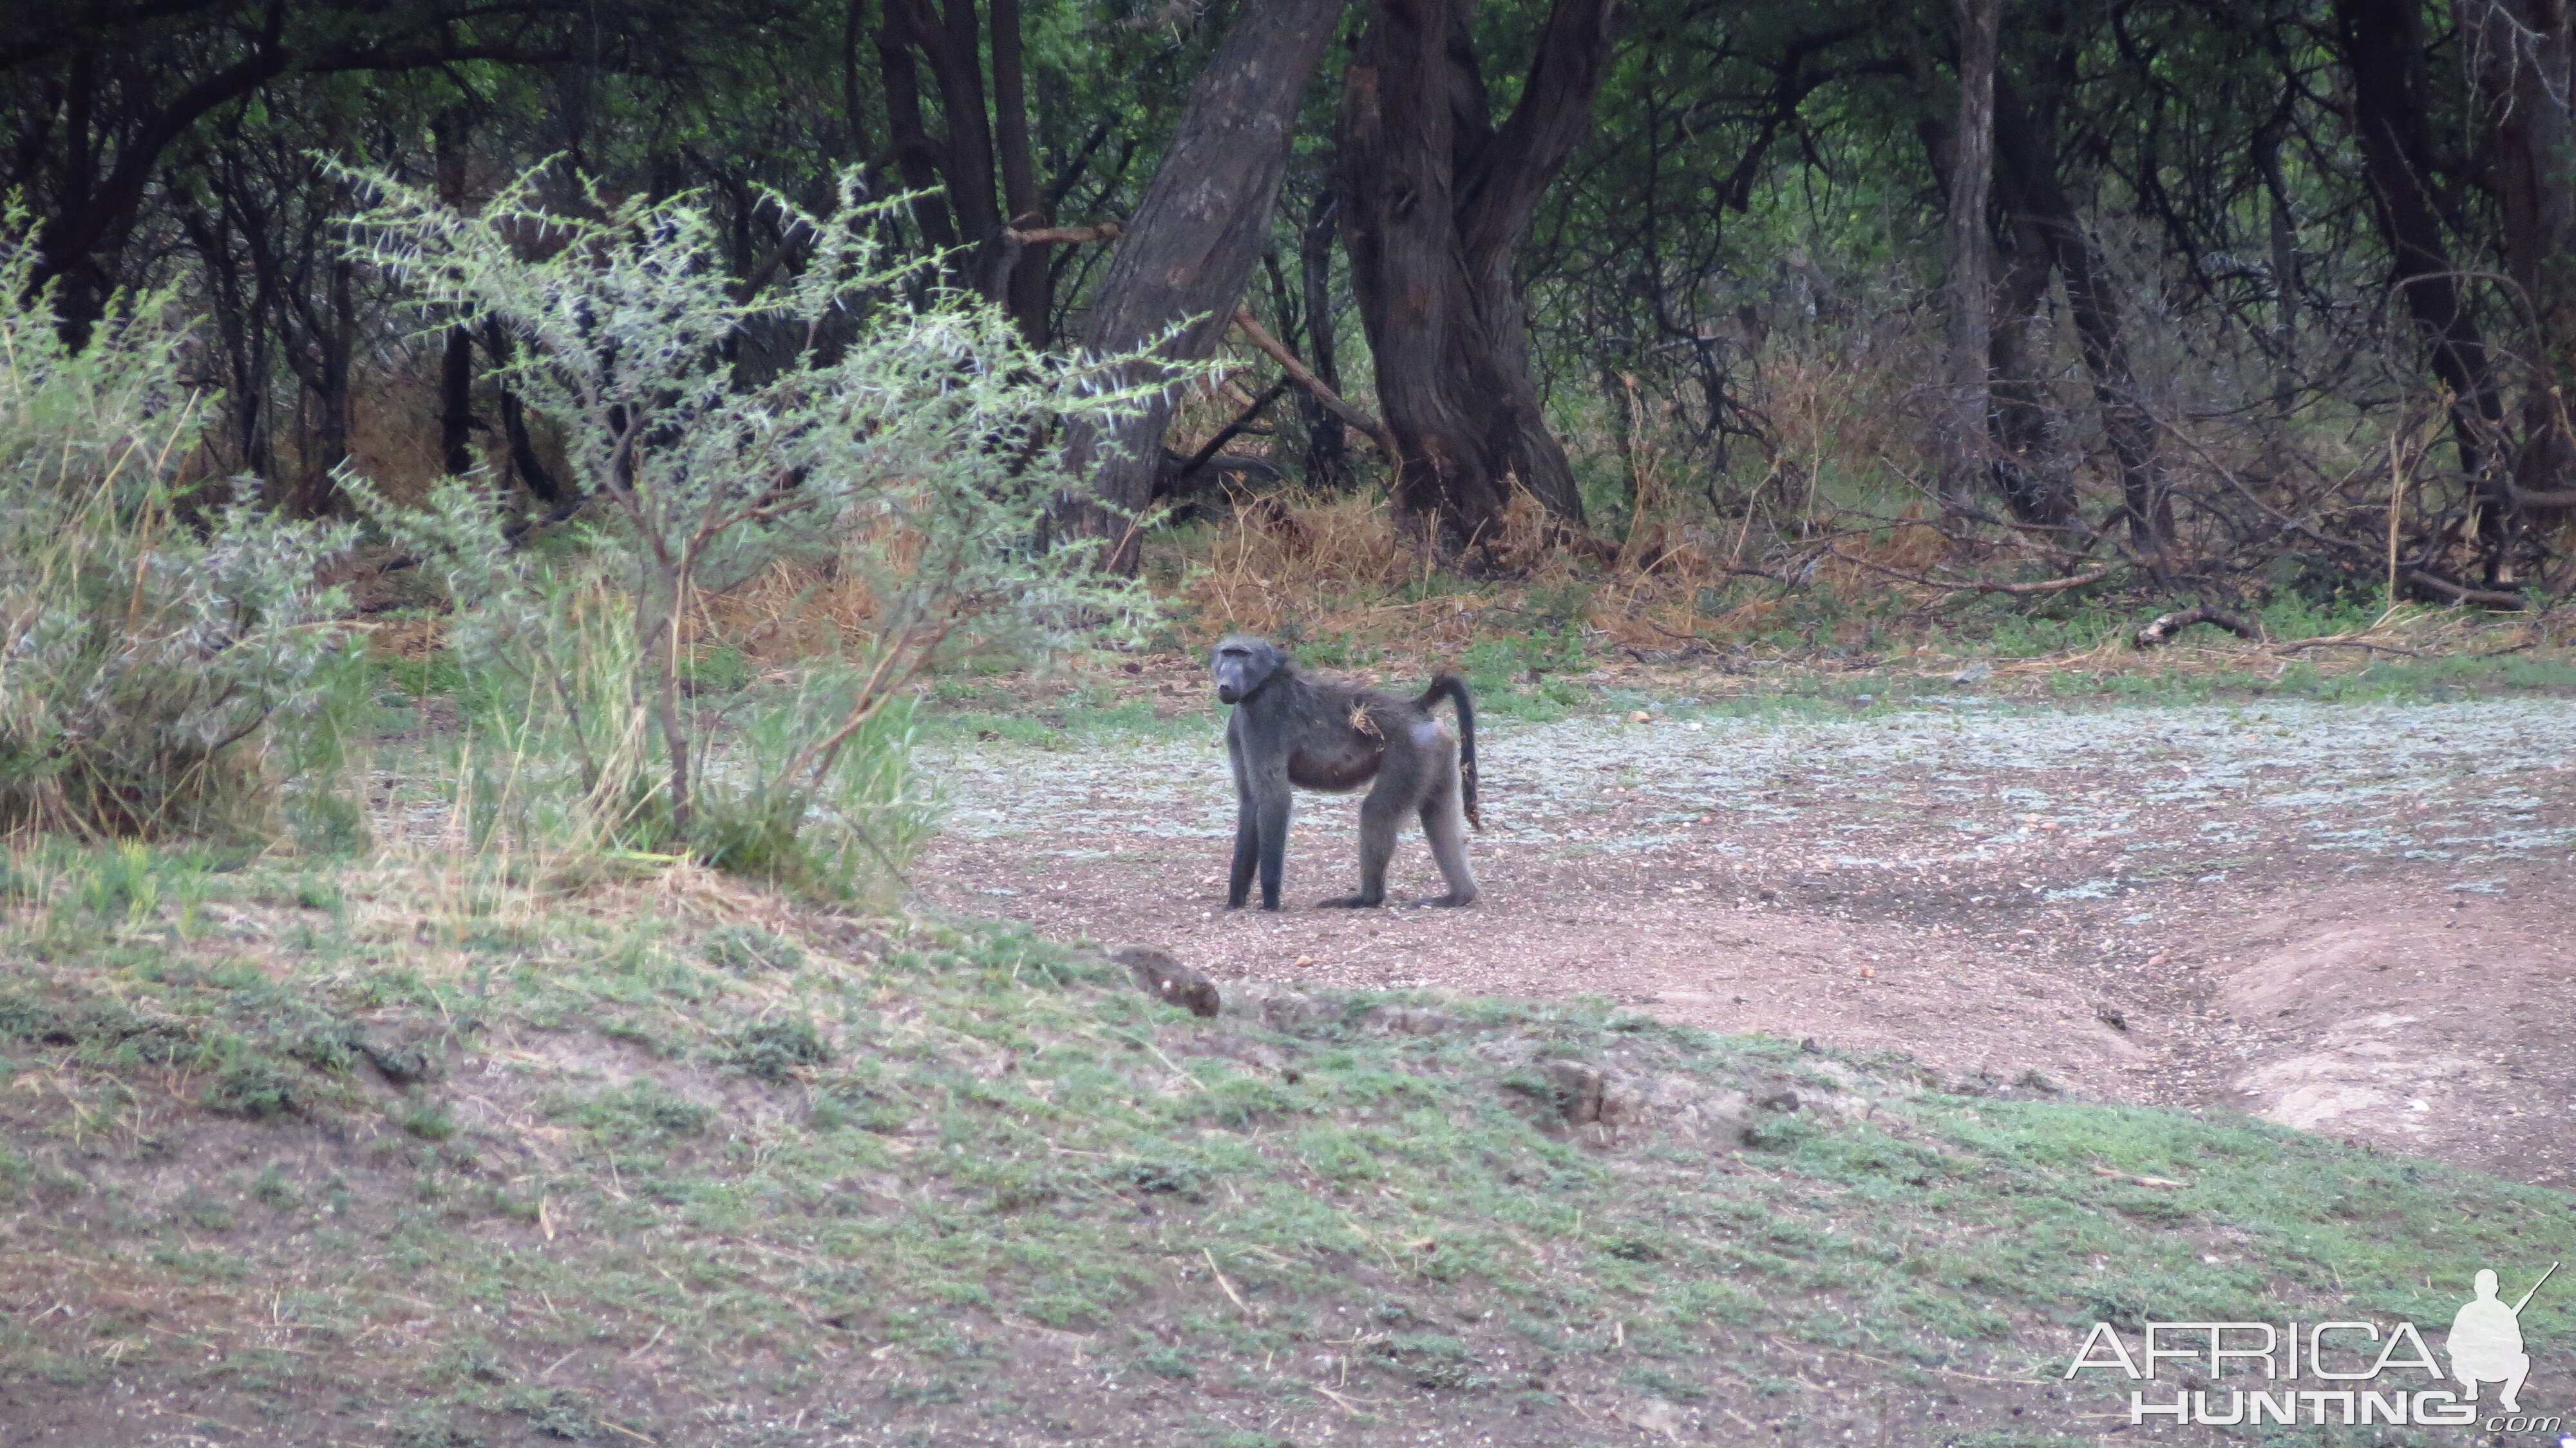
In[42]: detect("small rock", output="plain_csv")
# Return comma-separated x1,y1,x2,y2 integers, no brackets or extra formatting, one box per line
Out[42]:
1627,709,1653,723
1110,945,1220,1018
1616,1397,1685,1440
355,1030,439,1085
1542,1061,1607,1125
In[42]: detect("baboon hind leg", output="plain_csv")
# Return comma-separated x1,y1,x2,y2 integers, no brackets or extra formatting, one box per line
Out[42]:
1418,755,1479,908
1317,768,1412,908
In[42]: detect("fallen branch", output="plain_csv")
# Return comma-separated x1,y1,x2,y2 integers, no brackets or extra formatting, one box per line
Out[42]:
2274,636,2425,658
1231,305,1398,457
2508,481,2576,509
2133,606,2265,649
2403,568,2528,610
1826,548,2119,597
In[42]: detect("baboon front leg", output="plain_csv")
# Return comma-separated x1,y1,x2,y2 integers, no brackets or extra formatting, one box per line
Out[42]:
1249,779,1293,911
1418,763,1479,908
1227,796,1260,909
1318,773,1407,908
1226,738,1261,909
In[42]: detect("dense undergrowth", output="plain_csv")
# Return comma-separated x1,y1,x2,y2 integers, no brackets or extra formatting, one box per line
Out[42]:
1,846,2570,1445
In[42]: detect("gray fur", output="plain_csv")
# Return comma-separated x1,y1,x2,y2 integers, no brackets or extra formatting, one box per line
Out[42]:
1210,634,1481,910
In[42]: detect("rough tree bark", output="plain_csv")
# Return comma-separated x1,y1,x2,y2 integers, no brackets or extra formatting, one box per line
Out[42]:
433,109,478,479
1336,0,1617,556
2465,0,2576,524
1979,30,2072,528
1298,195,1356,491
1991,72,2171,550
1938,0,1997,515
1052,0,1350,575
2334,0,2508,527
1984,201,2069,526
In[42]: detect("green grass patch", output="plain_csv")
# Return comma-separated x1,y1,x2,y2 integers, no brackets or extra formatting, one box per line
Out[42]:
0,854,2568,1442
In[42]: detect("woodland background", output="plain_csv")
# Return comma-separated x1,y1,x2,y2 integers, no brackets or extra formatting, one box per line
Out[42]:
8,0,2576,624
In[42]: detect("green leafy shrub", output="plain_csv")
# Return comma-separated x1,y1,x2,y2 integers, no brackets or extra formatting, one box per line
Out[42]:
346,166,1168,897
0,215,365,844
731,1018,831,1082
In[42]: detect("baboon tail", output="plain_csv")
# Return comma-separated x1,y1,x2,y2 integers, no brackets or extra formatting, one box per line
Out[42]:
1419,672,1481,830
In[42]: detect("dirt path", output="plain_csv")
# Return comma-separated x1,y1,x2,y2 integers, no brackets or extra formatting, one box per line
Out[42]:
914,690,2576,1188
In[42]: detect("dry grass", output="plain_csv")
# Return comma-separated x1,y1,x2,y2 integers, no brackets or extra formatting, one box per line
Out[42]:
1147,481,1969,660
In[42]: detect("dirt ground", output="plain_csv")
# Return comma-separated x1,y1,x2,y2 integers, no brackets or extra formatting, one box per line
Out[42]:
916,671,2576,1189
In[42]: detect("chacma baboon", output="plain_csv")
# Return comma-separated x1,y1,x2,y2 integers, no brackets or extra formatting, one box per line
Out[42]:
1209,634,1481,911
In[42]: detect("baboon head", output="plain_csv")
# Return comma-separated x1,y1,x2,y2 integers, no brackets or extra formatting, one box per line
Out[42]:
1211,634,1287,705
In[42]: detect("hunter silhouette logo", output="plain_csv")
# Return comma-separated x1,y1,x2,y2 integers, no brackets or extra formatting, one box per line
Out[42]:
2064,1260,2561,1429
2450,1262,2555,1415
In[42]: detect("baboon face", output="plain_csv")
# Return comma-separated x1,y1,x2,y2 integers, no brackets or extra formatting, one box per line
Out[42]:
1211,634,1285,705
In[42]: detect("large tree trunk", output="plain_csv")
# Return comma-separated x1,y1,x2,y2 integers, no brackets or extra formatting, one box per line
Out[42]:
287,255,355,517
1938,0,1998,515
1337,0,1615,556
1298,195,1356,491
1053,0,1350,574
433,110,478,480
1985,204,2070,526
2465,0,2576,530
1991,73,2171,551
2335,0,2509,540
1980,25,2074,528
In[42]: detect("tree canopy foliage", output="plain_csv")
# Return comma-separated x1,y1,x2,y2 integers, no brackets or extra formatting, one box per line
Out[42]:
7,0,2571,600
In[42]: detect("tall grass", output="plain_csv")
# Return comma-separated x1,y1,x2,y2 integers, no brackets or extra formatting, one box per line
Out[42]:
430,562,934,906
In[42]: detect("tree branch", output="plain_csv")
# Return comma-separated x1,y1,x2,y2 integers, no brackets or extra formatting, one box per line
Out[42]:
1231,305,1396,457
1004,220,1122,245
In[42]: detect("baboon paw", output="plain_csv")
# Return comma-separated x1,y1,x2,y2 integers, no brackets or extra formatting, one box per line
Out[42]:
1315,895,1383,909
1425,893,1478,908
